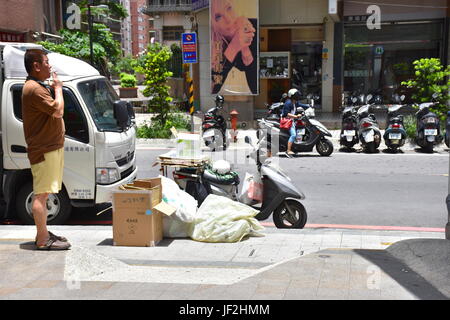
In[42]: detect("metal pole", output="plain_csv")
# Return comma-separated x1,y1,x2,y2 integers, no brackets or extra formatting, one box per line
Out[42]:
446,147,450,239
88,3,94,67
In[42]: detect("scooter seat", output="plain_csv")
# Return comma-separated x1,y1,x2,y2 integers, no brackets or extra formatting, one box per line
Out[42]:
202,169,240,185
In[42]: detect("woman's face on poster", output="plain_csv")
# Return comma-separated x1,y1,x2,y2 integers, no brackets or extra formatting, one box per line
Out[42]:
212,0,238,39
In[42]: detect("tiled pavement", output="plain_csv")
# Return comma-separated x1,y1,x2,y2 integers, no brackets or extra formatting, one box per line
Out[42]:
0,225,448,300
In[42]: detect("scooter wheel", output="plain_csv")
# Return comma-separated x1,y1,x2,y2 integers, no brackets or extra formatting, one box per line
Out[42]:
273,200,307,229
316,139,333,156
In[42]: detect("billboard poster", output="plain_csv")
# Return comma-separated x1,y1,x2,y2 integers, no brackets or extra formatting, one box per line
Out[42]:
210,0,259,95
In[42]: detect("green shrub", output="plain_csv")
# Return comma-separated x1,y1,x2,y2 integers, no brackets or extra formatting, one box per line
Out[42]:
120,73,137,88
403,115,416,140
401,58,450,121
135,43,174,125
136,113,191,139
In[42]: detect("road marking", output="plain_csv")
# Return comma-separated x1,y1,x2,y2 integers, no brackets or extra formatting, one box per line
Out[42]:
260,222,445,232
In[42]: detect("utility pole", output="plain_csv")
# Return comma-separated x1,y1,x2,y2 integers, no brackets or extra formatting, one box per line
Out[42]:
88,1,94,67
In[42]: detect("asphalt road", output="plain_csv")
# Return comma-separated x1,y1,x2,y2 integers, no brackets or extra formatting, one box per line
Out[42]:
135,147,449,229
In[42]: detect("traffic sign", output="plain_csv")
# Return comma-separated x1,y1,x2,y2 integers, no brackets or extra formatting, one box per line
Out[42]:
182,32,198,64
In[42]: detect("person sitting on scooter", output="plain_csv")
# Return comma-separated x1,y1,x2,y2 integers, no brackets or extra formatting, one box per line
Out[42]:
282,88,310,156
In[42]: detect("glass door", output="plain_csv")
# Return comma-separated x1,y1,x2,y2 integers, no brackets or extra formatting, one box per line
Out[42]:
291,41,323,107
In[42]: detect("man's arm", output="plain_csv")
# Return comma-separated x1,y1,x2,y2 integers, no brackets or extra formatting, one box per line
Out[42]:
51,72,64,118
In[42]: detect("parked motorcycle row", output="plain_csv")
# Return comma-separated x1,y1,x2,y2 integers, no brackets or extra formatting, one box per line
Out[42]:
184,92,448,230
340,92,447,153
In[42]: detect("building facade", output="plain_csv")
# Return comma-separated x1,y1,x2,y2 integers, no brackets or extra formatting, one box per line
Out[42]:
192,0,450,125
142,0,194,47
130,0,152,56
0,0,63,43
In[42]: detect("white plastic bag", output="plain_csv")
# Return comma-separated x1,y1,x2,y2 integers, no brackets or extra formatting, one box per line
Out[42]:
238,172,263,205
160,175,198,238
189,194,265,243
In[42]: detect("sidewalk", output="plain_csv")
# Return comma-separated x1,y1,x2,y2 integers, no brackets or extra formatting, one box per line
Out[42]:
0,225,448,300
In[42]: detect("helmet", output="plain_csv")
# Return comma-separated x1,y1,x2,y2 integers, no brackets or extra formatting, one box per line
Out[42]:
287,88,301,100
215,95,224,106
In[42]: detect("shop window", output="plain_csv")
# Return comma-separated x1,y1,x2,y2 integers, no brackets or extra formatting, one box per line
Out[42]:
343,21,443,102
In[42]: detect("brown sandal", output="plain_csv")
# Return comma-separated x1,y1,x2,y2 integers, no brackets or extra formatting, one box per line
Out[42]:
36,237,71,251
49,231,68,242
35,232,68,245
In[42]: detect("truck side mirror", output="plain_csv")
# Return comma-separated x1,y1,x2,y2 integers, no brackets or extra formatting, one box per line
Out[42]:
126,102,135,120
113,100,131,130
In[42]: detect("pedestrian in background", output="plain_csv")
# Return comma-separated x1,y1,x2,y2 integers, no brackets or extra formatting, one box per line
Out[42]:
22,49,70,250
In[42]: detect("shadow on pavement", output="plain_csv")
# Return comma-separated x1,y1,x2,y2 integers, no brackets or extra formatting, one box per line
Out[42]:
355,239,450,300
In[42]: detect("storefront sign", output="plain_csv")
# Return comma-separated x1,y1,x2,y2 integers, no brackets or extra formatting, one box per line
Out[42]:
0,31,25,42
210,0,259,95
182,32,198,64
374,46,384,56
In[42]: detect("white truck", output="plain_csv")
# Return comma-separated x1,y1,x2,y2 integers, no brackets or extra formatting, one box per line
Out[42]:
0,43,137,224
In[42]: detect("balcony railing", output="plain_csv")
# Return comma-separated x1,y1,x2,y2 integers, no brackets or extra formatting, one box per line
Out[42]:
143,0,192,13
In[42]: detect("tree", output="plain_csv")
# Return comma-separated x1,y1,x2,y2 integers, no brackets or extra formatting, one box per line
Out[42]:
401,58,450,121
135,43,174,125
38,1,126,77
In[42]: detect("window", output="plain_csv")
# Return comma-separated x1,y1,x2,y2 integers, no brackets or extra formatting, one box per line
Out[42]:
11,84,89,143
163,26,184,41
343,21,443,101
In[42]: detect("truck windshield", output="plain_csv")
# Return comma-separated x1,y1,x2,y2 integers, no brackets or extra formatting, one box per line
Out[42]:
77,78,121,132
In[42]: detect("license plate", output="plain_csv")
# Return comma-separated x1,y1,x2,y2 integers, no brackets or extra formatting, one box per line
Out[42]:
424,129,437,136
203,130,215,138
344,130,355,136
297,129,305,135
389,133,402,140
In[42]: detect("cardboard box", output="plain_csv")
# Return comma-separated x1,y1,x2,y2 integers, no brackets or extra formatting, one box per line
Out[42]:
112,178,175,247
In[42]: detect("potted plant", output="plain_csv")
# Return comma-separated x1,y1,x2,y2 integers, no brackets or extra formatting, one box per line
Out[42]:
119,73,138,98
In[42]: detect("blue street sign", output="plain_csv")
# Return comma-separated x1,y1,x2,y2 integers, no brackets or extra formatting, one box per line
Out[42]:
182,32,198,64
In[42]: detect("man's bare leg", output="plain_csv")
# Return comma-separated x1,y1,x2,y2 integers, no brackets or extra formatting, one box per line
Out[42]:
33,193,50,246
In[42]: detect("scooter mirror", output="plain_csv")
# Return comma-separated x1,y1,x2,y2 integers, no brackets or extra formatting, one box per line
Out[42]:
352,97,357,103
244,136,252,145
366,94,373,102
432,92,439,99
400,95,405,101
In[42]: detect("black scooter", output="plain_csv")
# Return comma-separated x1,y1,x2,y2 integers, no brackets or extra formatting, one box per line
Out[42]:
202,96,227,151
383,94,407,152
339,95,360,149
258,106,334,156
415,97,443,153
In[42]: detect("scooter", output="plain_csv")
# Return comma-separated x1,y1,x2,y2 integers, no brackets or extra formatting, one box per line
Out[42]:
173,135,308,229
202,96,228,151
415,96,443,153
339,95,360,149
383,94,407,152
444,110,450,148
258,106,333,156
356,94,382,153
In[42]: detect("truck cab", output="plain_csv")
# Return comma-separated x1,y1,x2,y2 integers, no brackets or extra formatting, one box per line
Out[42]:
0,43,137,224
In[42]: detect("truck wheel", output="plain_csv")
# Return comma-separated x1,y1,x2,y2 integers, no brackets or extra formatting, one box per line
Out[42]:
16,182,72,225
273,200,307,229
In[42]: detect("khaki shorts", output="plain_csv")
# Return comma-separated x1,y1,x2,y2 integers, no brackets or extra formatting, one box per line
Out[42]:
31,148,64,195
